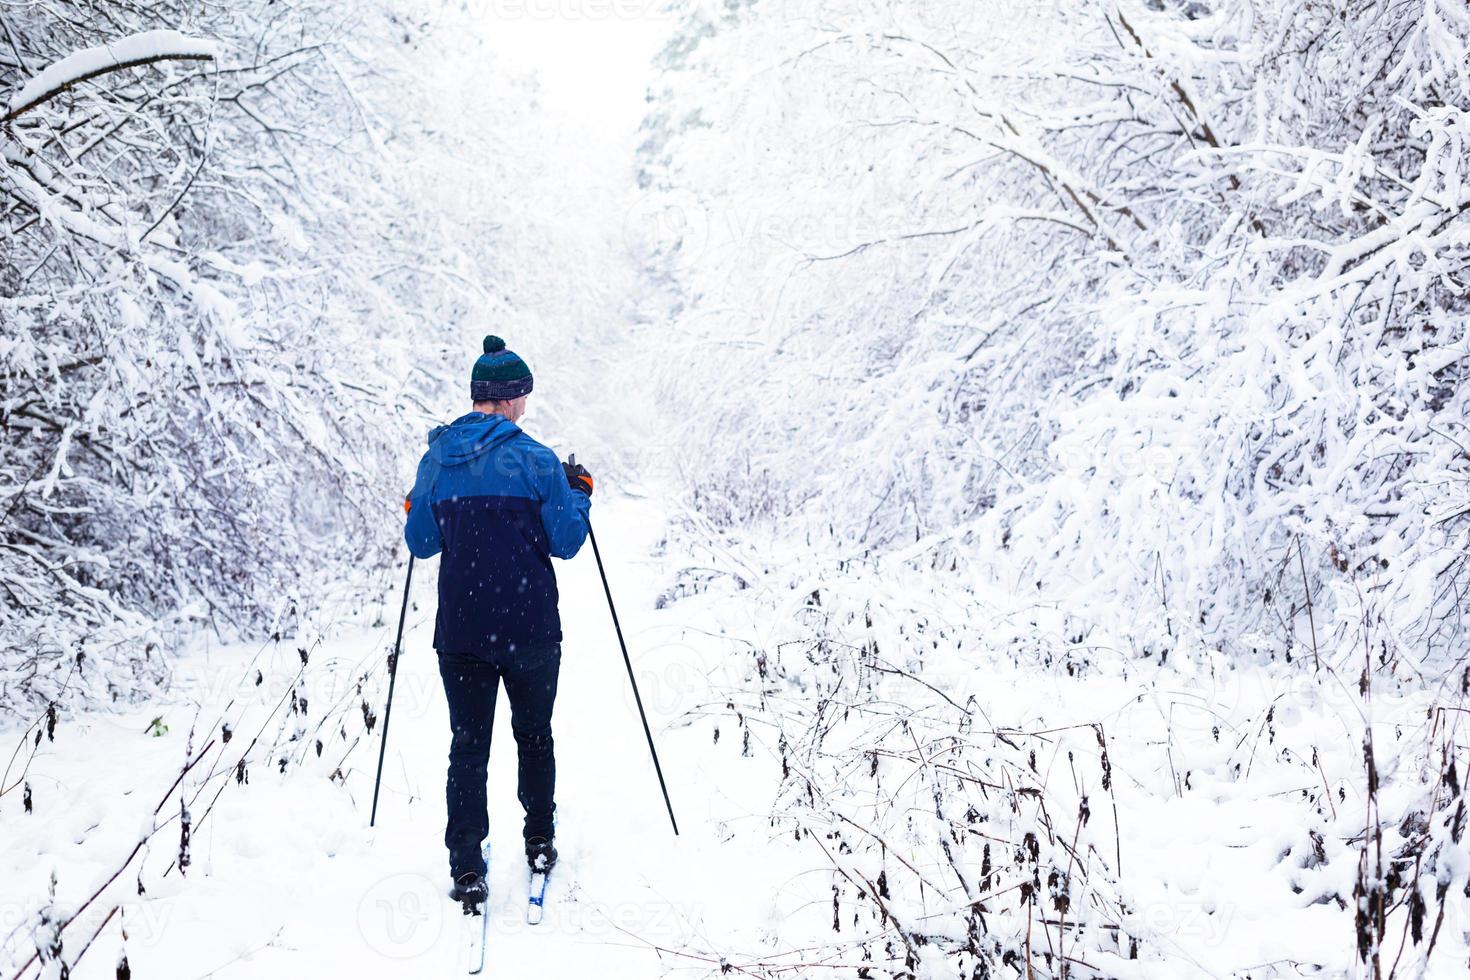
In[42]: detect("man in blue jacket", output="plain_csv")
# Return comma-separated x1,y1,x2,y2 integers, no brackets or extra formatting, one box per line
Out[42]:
404,336,593,903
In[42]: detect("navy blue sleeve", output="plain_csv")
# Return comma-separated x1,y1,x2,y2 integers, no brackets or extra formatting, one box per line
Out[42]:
536,447,590,559
404,453,442,559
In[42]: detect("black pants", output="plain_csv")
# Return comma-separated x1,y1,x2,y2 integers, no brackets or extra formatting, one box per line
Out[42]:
437,645,560,878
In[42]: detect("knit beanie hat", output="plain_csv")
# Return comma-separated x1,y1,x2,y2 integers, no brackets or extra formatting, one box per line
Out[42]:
470,335,533,402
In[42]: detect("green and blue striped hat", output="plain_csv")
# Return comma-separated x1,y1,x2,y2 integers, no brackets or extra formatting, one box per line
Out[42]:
470,335,533,402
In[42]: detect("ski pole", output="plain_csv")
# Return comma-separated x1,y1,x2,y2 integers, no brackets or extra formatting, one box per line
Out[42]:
572,458,679,836
370,554,415,828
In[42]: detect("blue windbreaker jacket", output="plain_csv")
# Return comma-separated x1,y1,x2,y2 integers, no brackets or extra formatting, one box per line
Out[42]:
404,412,590,655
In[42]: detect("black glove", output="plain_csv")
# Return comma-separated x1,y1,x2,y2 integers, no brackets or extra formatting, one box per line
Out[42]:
562,461,593,496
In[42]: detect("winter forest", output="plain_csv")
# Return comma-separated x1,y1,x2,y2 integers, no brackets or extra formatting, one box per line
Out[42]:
2,0,1468,977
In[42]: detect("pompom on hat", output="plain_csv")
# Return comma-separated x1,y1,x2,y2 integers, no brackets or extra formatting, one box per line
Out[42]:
470,335,533,402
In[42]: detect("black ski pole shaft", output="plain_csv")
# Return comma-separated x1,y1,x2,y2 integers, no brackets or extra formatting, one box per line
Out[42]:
370,554,415,828
586,518,680,836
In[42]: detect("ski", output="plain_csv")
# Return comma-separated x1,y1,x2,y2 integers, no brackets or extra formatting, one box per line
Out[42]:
527,868,551,926
464,845,490,974
464,896,488,974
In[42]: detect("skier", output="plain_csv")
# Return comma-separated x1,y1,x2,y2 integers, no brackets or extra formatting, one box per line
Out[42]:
404,336,594,904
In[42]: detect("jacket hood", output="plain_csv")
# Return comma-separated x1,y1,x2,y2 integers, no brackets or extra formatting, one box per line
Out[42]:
427,412,522,466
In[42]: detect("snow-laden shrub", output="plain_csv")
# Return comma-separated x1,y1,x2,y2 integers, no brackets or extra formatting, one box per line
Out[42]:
637,4,1470,974
0,2,571,711
637,0,1470,673
744,615,1132,977
647,513,1470,978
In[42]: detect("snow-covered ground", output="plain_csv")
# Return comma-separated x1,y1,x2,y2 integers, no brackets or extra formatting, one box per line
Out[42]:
7,495,1463,977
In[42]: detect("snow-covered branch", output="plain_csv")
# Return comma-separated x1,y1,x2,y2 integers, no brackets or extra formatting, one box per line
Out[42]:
3,29,219,121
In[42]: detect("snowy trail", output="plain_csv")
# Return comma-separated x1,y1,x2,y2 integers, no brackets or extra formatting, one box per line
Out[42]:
328,497,697,977
1,498,805,979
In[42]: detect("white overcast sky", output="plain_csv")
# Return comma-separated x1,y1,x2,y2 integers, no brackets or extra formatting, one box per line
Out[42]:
475,8,672,144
